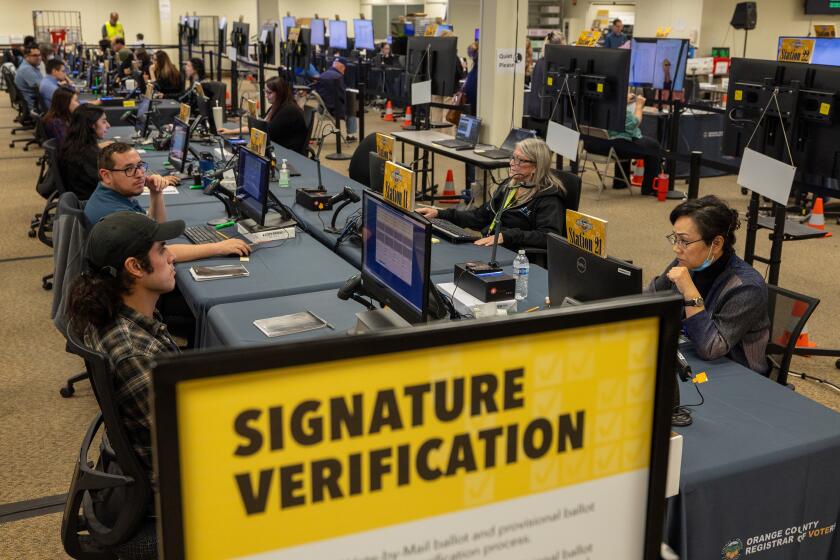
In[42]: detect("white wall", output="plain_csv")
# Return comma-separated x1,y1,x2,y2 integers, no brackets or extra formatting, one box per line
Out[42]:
448,0,480,57
700,0,840,59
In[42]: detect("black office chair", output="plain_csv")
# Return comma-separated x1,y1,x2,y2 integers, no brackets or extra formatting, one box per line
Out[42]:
766,285,820,388
201,80,226,110
61,327,153,560
520,169,582,269
4,67,39,149
302,104,318,157
348,133,379,188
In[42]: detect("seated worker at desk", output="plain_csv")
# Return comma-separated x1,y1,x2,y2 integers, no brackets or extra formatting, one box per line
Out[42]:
42,87,79,145
605,93,661,195
647,195,770,374
149,50,182,97
39,58,76,111
373,42,401,67
417,137,566,251
218,76,308,154
59,105,113,200
84,142,251,260
68,211,185,555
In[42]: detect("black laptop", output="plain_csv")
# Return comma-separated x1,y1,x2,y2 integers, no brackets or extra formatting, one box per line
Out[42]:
475,127,537,160
432,114,481,150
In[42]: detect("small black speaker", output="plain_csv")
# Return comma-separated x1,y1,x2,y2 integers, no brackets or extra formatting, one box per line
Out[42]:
731,2,757,30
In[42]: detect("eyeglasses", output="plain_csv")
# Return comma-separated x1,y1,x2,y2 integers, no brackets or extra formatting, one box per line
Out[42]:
666,232,704,249
510,155,534,166
108,161,149,177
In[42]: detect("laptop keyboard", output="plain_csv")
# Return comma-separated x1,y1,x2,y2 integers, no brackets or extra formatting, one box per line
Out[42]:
184,224,227,245
431,219,481,243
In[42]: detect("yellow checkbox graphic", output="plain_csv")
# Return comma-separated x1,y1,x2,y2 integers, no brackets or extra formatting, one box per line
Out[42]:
622,438,650,470
594,410,622,443
597,378,625,409
593,443,622,476
529,455,561,491
626,372,654,405
463,471,495,505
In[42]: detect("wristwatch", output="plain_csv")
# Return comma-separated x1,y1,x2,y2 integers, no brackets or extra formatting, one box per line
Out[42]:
684,296,705,307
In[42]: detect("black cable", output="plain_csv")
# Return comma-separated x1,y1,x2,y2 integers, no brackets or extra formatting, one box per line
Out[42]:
786,370,840,393
672,381,705,427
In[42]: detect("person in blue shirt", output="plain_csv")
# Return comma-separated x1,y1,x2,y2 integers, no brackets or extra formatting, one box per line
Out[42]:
14,45,43,113
85,142,250,261
314,57,357,141
605,93,661,194
39,58,76,111
603,19,628,49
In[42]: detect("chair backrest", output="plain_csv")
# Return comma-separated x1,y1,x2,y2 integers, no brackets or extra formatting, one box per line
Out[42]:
348,133,379,187
766,285,820,386
51,192,88,334
579,124,610,140
61,327,152,553
302,105,318,152
202,80,226,107
554,169,581,212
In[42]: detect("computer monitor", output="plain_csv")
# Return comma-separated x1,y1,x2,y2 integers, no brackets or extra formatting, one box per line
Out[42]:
354,19,375,51
406,36,459,96
283,16,297,41
361,190,432,324
723,58,840,188
435,24,453,37
231,22,250,58
629,38,689,91
310,18,325,47
168,118,190,173
499,127,537,150
236,148,271,226
368,151,387,194
195,94,217,135
391,36,408,56
455,114,481,144
134,96,151,136
543,44,630,131
547,233,643,304
247,115,269,135
328,20,348,50
777,37,840,66
294,28,312,68
259,25,277,65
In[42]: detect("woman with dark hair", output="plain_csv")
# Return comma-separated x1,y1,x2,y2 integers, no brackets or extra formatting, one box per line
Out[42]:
59,104,111,200
134,48,152,93
417,137,567,251
647,195,770,373
184,57,206,84
43,87,79,145
150,50,182,96
218,75,308,153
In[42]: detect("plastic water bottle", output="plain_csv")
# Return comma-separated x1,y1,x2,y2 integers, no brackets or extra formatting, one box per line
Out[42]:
513,250,529,301
278,159,290,188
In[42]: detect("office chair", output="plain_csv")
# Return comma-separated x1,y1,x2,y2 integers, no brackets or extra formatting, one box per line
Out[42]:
577,125,635,197
302,104,318,157
3,67,39,149
766,285,820,388
61,327,153,559
517,169,582,269
307,85,351,161
347,133,379,188
51,192,93,397
201,80,227,111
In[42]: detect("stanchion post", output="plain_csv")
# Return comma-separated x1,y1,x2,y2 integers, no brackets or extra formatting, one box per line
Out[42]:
258,45,267,118
358,82,366,141
230,56,239,115
687,150,702,199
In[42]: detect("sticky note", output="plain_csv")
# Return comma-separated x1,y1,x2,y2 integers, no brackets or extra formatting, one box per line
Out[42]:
734,89,743,101
597,83,604,93
820,102,831,115
240,256,250,262
693,372,708,384
547,77,554,86
123,100,136,107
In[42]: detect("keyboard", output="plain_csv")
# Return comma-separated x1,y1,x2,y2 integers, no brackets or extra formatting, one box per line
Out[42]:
184,224,227,245
475,147,513,160
432,138,475,150
430,218,481,243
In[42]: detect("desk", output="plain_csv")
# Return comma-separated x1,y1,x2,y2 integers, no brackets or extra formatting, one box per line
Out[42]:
392,129,511,203
166,203,359,346
82,96,180,126
666,349,840,559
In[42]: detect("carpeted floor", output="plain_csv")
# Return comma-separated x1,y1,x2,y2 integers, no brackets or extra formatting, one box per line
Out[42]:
0,96,838,558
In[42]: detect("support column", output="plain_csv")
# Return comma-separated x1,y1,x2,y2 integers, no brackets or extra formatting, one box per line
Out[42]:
257,0,280,26
476,0,529,148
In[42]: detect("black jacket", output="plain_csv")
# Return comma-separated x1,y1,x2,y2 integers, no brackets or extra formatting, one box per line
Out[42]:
314,67,347,120
437,180,566,251
267,102,308,154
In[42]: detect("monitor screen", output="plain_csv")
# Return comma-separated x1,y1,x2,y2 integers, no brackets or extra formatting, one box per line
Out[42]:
501,127,537,150
547,233,642,304
283,16,296,41
310,19,325,46
777,37,840,66
435,24,453,37
456,114,481,143
329,20,348,50
195,94,216,135
237,148,270,225
805,0,840,14
630,38,689,90
362,191,431,323
169,118,189,172
247,115,269,134
368,151,387,194
354,19,375,51
134,96,151,134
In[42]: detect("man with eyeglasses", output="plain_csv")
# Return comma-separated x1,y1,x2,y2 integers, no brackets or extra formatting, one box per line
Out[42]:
14,45,43,114
85,142,250,261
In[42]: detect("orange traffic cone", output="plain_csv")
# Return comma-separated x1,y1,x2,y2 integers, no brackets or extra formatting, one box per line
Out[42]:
439,169,459,204
630,159,644,187
402,105,412,128
775,300,818,348
808,198,833,237
383,100,394,121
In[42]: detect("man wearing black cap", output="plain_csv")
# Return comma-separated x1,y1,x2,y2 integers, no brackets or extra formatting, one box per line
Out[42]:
85,142,250,260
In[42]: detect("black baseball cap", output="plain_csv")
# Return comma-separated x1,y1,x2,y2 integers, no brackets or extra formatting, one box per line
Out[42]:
86,212,185,277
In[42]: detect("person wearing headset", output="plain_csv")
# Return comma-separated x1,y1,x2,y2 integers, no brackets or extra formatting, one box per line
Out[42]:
416,137,567,252
647,195,770,374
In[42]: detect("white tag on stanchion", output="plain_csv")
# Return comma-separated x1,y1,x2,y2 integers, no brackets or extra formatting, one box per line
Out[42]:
411,80,432,106
736,148,796,205
546,120,580,162
226,47,237,61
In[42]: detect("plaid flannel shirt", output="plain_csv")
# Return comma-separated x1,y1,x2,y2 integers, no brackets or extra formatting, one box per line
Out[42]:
85,305,180,475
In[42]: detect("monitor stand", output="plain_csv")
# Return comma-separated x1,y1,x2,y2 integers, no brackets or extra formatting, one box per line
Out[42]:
351,308,410,335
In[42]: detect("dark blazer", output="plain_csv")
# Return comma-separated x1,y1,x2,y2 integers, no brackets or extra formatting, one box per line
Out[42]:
268,102,309,154
314,67,347,120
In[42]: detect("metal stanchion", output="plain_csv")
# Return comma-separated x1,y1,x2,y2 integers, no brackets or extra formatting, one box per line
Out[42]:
687,150,702,199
